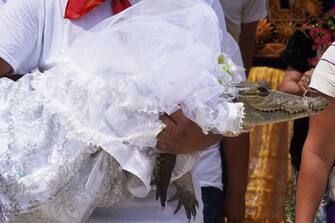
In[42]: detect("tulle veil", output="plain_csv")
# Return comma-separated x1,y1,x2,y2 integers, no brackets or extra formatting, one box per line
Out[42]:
0,0,244,222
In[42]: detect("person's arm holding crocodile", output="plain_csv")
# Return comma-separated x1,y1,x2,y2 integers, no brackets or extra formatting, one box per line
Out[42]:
156,110,224,154
0,0,44,80
239,21,258,75
279,67,313,96
222,133,249,223
296,94,335,222
296,45,335,223
156,110,248,223
280,28,317,96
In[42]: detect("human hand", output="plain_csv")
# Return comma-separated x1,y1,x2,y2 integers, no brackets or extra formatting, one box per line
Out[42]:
298,68,314,93
222,193,245,223
156,110,223,154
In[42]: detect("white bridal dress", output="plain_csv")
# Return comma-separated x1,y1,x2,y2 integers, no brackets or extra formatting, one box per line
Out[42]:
0,0,244,222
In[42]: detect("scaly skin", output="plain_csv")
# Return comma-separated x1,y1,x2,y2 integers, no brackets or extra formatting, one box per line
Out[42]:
236,81,329,127
154,154,198,221
169,171,199,222
153,153,176,208
153,80,329,221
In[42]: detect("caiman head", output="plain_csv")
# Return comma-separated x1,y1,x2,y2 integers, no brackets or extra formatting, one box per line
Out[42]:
235,81,329,127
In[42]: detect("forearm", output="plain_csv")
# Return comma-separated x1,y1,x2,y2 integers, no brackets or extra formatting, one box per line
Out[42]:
223,133,249,195
296,149,331,223
278,79,302,95
278,68,304,95
239,22,258,75
296,96,335,222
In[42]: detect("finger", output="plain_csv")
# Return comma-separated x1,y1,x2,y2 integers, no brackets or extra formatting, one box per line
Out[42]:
303,76,311,86
156,141,170,152
303,75,311,84
156,129,180,147
159,113,178,133
156,130,172,143
160,112,177,124
168,110,188,124
301,84,307,92
156,141,178,154
298,80,307,91
168,110,198,140
304,73,312,79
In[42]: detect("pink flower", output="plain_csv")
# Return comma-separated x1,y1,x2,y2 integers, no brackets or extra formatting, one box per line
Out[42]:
310,28,332,46
321,29,332,41
309,28,321,40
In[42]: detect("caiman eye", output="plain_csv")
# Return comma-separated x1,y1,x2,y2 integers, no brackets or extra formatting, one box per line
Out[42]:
257,86,269,95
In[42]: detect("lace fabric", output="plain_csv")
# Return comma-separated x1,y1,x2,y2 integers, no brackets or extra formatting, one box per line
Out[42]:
0,75,127,222
0,0,244,221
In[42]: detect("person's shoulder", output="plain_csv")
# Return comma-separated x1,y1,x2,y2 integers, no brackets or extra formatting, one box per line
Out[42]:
310,44,335,97
31,0,63,9
3,0,46,12
23,0,67,18
12,0,64,10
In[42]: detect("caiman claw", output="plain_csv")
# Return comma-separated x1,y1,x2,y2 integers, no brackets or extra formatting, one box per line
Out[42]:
168,171,199,221
153,153,176,208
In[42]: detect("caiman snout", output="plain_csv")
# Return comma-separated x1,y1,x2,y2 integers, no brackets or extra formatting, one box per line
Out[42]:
308,96,329,113
237,81,330,127
281,95,329,114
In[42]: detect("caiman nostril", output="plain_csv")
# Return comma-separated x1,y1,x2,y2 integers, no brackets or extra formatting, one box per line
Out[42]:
238,81,329,127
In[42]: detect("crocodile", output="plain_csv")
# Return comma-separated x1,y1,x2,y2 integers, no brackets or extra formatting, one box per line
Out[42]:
153,80,329,221
236,81,328,128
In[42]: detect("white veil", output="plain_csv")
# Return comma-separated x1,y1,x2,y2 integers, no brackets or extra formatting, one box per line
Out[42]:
32,0,244,206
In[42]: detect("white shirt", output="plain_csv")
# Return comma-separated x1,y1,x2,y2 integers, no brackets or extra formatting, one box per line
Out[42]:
0,0,6,7
0,0,232,75
0,0,115,74
196,143,223,190
195,1,245,191
220,0,267,40
0,0,230,222
195,33,245,191
310,43,335,98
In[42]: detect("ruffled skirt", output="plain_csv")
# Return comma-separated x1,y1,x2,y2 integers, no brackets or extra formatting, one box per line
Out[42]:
0,0,245,221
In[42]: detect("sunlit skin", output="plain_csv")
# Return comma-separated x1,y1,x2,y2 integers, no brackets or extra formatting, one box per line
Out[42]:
296,93,335,223
280,7,335,222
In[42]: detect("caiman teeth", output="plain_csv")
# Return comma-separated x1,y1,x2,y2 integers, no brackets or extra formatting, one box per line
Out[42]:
259,109,282,112
256,109,322,114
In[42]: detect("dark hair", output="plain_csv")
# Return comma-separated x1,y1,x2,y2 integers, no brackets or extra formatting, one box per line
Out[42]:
279,0,290,9
323,0,335,13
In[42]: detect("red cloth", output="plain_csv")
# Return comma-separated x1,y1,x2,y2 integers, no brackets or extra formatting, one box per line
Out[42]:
65,0,131,19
